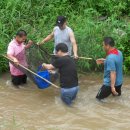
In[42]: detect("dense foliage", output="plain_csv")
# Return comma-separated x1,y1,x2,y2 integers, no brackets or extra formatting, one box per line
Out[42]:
0,0,130,73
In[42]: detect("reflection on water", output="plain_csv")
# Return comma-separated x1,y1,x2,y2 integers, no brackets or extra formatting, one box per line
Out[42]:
0,73,130,130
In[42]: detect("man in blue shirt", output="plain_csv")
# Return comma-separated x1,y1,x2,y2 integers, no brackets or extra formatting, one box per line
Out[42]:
96,37,123,100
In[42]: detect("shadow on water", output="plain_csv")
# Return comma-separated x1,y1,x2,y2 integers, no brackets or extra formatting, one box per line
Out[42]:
0,72,130,130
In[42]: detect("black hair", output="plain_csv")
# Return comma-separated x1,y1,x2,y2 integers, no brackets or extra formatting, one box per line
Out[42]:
16,30,27,37
56,16,67,27
103,37,115,47
56,43,68,53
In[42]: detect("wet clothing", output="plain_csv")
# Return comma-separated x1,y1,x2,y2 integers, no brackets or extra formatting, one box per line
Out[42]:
96,48,123,100
104,49,123,86
52,55,79,105
7,39,28,76
53,26,73,55
96,84,122,100
52,55,78,88
61,86,79,105
11,74,27,86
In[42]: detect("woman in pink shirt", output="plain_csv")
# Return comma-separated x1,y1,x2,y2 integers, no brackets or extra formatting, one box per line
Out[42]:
7,30,33,87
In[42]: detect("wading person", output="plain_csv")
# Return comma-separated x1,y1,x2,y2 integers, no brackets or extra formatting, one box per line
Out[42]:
42,43,79,106
38,16,78,59
7,30,33,87
96,37,123,100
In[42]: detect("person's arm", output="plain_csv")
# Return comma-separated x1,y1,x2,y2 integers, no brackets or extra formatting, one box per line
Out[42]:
7,44,19,64
107,58,118,95
110,71,118,95
69,31,78,59
42,57,62,70
25,40,33,49
96,58,106,65
42,63,55,70
39,31,54,45
7,54,19,64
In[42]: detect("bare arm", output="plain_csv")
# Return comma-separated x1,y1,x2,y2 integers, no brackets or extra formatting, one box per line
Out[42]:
39,31,54,45
42,63,55,70
69,31,78,58
110,71,118,95
96,58,106,65
7,54,19,64
25,40,33,49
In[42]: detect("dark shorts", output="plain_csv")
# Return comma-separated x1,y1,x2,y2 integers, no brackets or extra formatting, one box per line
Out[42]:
11,74,27,86
96,84,122,100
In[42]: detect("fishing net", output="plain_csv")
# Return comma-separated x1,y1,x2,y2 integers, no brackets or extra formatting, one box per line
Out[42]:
5,44,57,89
26,44,51,71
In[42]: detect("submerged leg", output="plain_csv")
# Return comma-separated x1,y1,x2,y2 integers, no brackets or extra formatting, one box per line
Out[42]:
21,74,27,84
115,85,122,96
96,85,111,100
11,75,21,86
61,87,79,106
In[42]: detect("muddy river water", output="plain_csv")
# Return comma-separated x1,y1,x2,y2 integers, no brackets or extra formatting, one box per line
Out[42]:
0,73,130,130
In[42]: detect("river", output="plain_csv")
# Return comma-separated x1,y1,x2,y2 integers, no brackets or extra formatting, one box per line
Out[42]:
0,72,130,130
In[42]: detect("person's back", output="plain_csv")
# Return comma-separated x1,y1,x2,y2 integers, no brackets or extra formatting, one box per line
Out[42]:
114,50,123,86
104,50,123,87
96,37,123,100
52,55,78,88
42,43,79,106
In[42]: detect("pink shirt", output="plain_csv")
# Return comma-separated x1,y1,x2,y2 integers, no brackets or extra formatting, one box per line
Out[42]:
7,39,28,76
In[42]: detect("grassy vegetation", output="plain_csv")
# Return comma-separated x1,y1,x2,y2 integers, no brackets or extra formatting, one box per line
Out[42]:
0,0,130,73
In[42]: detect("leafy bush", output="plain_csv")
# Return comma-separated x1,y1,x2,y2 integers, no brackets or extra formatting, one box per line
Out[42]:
0,0,129,73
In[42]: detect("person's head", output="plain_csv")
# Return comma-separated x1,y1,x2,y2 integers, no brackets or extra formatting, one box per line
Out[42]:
56,43,68,56
103,37,115,52
15,30,27,44
56,16,67,30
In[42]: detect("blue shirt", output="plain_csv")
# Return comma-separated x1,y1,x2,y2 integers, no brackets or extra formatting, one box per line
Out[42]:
104,50,123,86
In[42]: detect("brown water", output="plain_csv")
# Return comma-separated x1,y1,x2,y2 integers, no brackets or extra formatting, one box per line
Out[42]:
0,73,130,130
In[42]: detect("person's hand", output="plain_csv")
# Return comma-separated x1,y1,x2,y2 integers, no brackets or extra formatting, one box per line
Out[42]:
48,70,57,74
42,63,46,67
13,58,19,65
111,87,118,96
28,40,33,45
74,54,79,59
37,41,44,46
96,58,105,65
36,42,40,46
